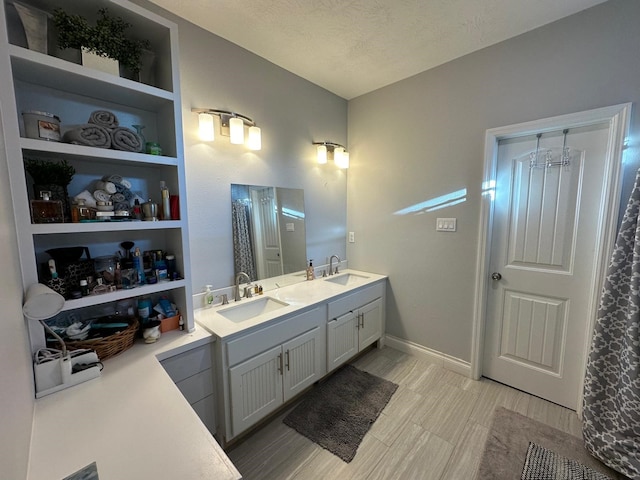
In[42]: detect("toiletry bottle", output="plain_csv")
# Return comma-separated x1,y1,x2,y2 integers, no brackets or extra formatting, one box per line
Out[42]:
133,247,146,285
160,181,171,220
205,285,214,307
306,260,315,280
138,297,152,325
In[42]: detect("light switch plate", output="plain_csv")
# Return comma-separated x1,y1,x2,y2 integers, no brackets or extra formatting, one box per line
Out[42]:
436,218,457,232
348,231,355,243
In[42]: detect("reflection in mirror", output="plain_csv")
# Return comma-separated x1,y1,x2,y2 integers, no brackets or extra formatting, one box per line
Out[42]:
231,184,307,281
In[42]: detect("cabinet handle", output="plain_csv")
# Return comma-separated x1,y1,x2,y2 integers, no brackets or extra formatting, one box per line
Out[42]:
285,350,290,371
277,352,283,374
359,313,364,328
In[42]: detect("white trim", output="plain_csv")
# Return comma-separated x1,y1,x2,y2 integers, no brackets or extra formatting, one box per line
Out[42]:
384,334,471,378
471,103,632,409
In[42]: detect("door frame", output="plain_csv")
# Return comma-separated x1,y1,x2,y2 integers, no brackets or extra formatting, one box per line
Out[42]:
470,103,631,411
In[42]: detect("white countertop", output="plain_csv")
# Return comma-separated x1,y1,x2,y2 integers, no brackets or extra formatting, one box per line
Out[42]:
28,328,241,480
196,269,388,339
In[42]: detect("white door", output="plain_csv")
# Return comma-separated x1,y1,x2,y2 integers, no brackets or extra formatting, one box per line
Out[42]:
282,327,322,401
483,124,610,409
250,187,283,279
327,311,359,372
358,298,383,351
229,345,283,437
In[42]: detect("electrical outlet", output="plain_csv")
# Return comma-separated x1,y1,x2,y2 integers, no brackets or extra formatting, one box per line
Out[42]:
348,231,355,243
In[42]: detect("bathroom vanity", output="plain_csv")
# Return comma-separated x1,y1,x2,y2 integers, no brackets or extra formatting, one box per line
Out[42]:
195,269,387,444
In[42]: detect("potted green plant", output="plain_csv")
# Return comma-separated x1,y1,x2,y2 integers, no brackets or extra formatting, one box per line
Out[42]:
25,158,75,222
53,8,150,77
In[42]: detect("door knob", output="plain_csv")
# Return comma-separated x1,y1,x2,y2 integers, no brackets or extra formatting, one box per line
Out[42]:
491,272,502,281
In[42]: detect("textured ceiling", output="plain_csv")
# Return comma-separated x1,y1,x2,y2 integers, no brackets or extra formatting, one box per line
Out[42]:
149,0,606,99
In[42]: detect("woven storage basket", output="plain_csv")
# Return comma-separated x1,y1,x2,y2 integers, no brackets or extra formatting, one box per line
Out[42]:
64,318,139,361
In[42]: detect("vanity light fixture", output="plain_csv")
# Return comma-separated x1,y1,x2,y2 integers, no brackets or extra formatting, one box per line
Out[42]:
312,141,349,169
198,112,215,141
192,108,261,150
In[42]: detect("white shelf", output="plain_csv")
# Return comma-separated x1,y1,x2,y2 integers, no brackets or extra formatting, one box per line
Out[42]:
60,280,187,311
29,220,183,235
20,138,179,166
1,0,193,352
9,45,175,109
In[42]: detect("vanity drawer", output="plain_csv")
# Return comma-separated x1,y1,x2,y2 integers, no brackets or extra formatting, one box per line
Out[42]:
226,306,324,367
161,343,213,384
175,369,215,405
327,282,384,319
192,394,216,435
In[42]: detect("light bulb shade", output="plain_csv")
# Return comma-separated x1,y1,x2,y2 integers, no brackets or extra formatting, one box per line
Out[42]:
317,145,328,164
334,147,344,165
198,113,214,141
23,283,65,320
229,117,244,144
337,150,350,169
248,126,261,150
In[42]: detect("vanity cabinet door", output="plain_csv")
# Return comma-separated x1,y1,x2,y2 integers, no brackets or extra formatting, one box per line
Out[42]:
282,326,322,402
327,311,359,372
229,345,283,437
358,298,382,351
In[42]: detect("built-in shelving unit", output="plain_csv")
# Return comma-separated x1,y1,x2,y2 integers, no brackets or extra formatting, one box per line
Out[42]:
0,0,193,354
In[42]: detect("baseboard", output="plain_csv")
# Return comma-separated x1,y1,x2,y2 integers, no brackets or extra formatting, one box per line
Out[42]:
384,334,472,377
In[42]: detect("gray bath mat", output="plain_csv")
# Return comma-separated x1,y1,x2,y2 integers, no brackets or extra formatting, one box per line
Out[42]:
522,443,612,480
478,408,626,479
283,364,398,462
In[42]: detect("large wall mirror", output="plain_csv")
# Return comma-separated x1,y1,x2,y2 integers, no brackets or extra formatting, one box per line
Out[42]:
231,184,307,281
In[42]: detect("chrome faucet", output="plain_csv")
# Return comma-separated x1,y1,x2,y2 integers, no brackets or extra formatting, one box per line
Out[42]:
234,271,251,301
329,255,341,275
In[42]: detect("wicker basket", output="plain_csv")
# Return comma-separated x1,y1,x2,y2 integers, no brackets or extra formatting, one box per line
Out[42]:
64,318,139,361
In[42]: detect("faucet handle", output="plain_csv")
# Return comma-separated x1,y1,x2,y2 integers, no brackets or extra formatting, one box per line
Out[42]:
334,265,340,274
217,294,229,305
244,286,253,298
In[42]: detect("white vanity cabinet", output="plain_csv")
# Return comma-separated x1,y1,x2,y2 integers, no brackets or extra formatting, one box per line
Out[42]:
327,282,384,372
219,306,326,441
160,342,216,435
197,273,388,445
0,0,194,354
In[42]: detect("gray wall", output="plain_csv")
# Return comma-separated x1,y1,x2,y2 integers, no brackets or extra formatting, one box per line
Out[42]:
0,120,34,479
135,0,349,293
347,0,640,362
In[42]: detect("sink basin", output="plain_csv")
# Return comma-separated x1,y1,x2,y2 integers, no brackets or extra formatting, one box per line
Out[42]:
218,296,289,323
324,272,369,286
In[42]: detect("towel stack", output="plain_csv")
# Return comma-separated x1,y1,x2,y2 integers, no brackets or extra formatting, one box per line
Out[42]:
62,110,144,153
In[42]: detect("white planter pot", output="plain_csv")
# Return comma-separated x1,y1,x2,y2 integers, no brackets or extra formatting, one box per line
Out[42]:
81,48,119,76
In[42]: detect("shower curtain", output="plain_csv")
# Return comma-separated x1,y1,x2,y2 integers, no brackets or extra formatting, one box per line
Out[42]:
232,200,257,281
582,170,640,480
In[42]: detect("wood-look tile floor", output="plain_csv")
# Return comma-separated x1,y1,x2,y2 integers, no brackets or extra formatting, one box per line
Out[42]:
226,346,583,480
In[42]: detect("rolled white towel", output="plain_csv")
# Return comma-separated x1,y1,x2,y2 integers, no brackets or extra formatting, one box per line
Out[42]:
95,180,116,194
110,126,143,152
62,124,111,148
89,110,119,129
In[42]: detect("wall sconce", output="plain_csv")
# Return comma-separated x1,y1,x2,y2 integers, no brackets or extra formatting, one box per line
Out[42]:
192,108,261,150
312,141,349,169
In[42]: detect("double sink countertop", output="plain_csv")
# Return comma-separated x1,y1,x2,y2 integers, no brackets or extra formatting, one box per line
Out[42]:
195,269,388,339
28,269,385,480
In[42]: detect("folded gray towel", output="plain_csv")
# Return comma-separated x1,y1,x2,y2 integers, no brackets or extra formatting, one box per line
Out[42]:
62,124,111,148
89,110,119,129
110,127,143,152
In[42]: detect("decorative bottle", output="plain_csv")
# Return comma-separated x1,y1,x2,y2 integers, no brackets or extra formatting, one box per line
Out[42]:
160,181,171,220
133,247,146,285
